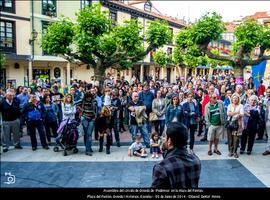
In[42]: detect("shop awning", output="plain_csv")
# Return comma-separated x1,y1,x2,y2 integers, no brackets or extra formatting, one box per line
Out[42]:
33,55,67,62
215,65,234,70
196,65,210,69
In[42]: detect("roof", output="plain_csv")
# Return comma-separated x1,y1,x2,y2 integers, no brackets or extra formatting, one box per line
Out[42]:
225,22,238,32
243,11,270,20
107,0,186,27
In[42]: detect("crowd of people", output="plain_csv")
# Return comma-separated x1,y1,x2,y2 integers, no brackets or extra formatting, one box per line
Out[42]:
0,71,270,158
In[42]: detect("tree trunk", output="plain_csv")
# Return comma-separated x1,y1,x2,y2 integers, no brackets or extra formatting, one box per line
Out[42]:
233,65,245,85
94,65,106,88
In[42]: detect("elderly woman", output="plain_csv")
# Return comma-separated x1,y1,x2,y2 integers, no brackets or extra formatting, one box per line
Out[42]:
152,90,166,136
240,95,260,155
226,93,244,158
23,95,49,151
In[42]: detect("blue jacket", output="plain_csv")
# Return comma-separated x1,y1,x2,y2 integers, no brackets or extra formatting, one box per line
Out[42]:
139,91,154,113
165,104,184,125
182,101,199,127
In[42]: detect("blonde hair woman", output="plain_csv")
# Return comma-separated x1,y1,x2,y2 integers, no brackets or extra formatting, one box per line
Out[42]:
226,93,244,158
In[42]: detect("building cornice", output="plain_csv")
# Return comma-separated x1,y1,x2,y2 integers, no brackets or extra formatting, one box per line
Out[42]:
101,1,185,29
0,12,30,21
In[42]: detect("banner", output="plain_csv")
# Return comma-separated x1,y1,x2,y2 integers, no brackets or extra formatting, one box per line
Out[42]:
252,60,267,91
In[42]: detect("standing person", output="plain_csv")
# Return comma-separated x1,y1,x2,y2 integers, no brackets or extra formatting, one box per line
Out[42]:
152,90,166,136
226,93,244,158
182,92,199,153
127,92,150,148
17,87,30,135
258,80,266,97
139,84,155,134
51,85,64,123
118,89,127,133
166,96,184,126
263,87,270,156
77,92,97,156
42,94,59,145
0,89,22,152
23,95,49,151
200,89,210,142
204,93,226,156
151,122,201,188
195,88,203,137
240,95,260,155
90,88,102,141
110,89,121,147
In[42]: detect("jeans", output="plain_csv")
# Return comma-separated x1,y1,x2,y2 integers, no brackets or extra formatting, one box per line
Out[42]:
2,119,20,148
27,120,48,148
81,117,94,152
130,124,150,146
188,124,197,150
154,120,165,136
150,147,161,154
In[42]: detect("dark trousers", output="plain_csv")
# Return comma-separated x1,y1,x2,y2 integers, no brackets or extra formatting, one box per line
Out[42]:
189,124,197,150
27,120,48,148
44,120,58,142
94,121,99,140
112,118,120,143
154,120,165,136
241,129,256,152
198,118,204,136
119,113,125,131
257,123,265,139
99,133,112,150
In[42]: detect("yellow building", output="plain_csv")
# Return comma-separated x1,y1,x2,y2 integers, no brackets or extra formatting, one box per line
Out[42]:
0,0,31,87
1,0,186,87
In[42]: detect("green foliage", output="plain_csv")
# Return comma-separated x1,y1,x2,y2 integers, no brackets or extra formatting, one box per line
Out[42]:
153,50,168,67
42,3,172,76
42,17,74,55
191,12,225,44
233,20,263,54
261,25,270,49
0,51,6,69
146,20,173,48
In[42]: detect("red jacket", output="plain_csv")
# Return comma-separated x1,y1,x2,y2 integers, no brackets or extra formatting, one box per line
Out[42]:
258,84,265,96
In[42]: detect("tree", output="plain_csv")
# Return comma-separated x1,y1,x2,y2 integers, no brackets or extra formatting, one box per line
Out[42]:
42,3,172,84
173,12,270,78
0,50,6,70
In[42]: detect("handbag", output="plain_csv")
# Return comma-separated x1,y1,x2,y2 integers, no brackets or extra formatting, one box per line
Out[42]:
225,117,239,130
149,112,158,122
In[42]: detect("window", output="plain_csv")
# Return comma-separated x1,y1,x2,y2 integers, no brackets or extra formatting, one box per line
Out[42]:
42,21,50,55
109,10,117,27
81,0,91,9
144,2,152,12
42,0,56,17
131,14,138,20
0,0,15,13
167,47,172,55
0,20,15,53
168,28,173,44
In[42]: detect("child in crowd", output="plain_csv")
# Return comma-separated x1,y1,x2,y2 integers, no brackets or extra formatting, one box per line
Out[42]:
150,132,162,158
128,135,147,158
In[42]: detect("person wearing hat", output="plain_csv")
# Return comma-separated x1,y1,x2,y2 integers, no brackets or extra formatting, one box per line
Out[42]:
151,122,201,188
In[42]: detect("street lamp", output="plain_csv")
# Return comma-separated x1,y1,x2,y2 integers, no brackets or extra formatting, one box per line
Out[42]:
29,29,38,45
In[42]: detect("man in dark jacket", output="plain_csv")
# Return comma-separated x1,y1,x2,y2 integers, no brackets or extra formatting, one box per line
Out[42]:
152,122,201,188
0,89,22,152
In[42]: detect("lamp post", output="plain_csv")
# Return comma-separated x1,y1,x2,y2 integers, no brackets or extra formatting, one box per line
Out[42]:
28,29,38,86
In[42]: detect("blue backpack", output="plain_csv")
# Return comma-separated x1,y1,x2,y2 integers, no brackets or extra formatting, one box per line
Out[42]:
27,109,41,121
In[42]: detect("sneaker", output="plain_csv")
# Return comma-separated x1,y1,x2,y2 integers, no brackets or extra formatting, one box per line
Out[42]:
152,154,155,158
228,153,233,157
262,151,270,156
3,148,8,153
85,152,93,156
155,154,159,158
141,153,147,158
214,149,222,155
234,153,239,158
14,145,23,149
